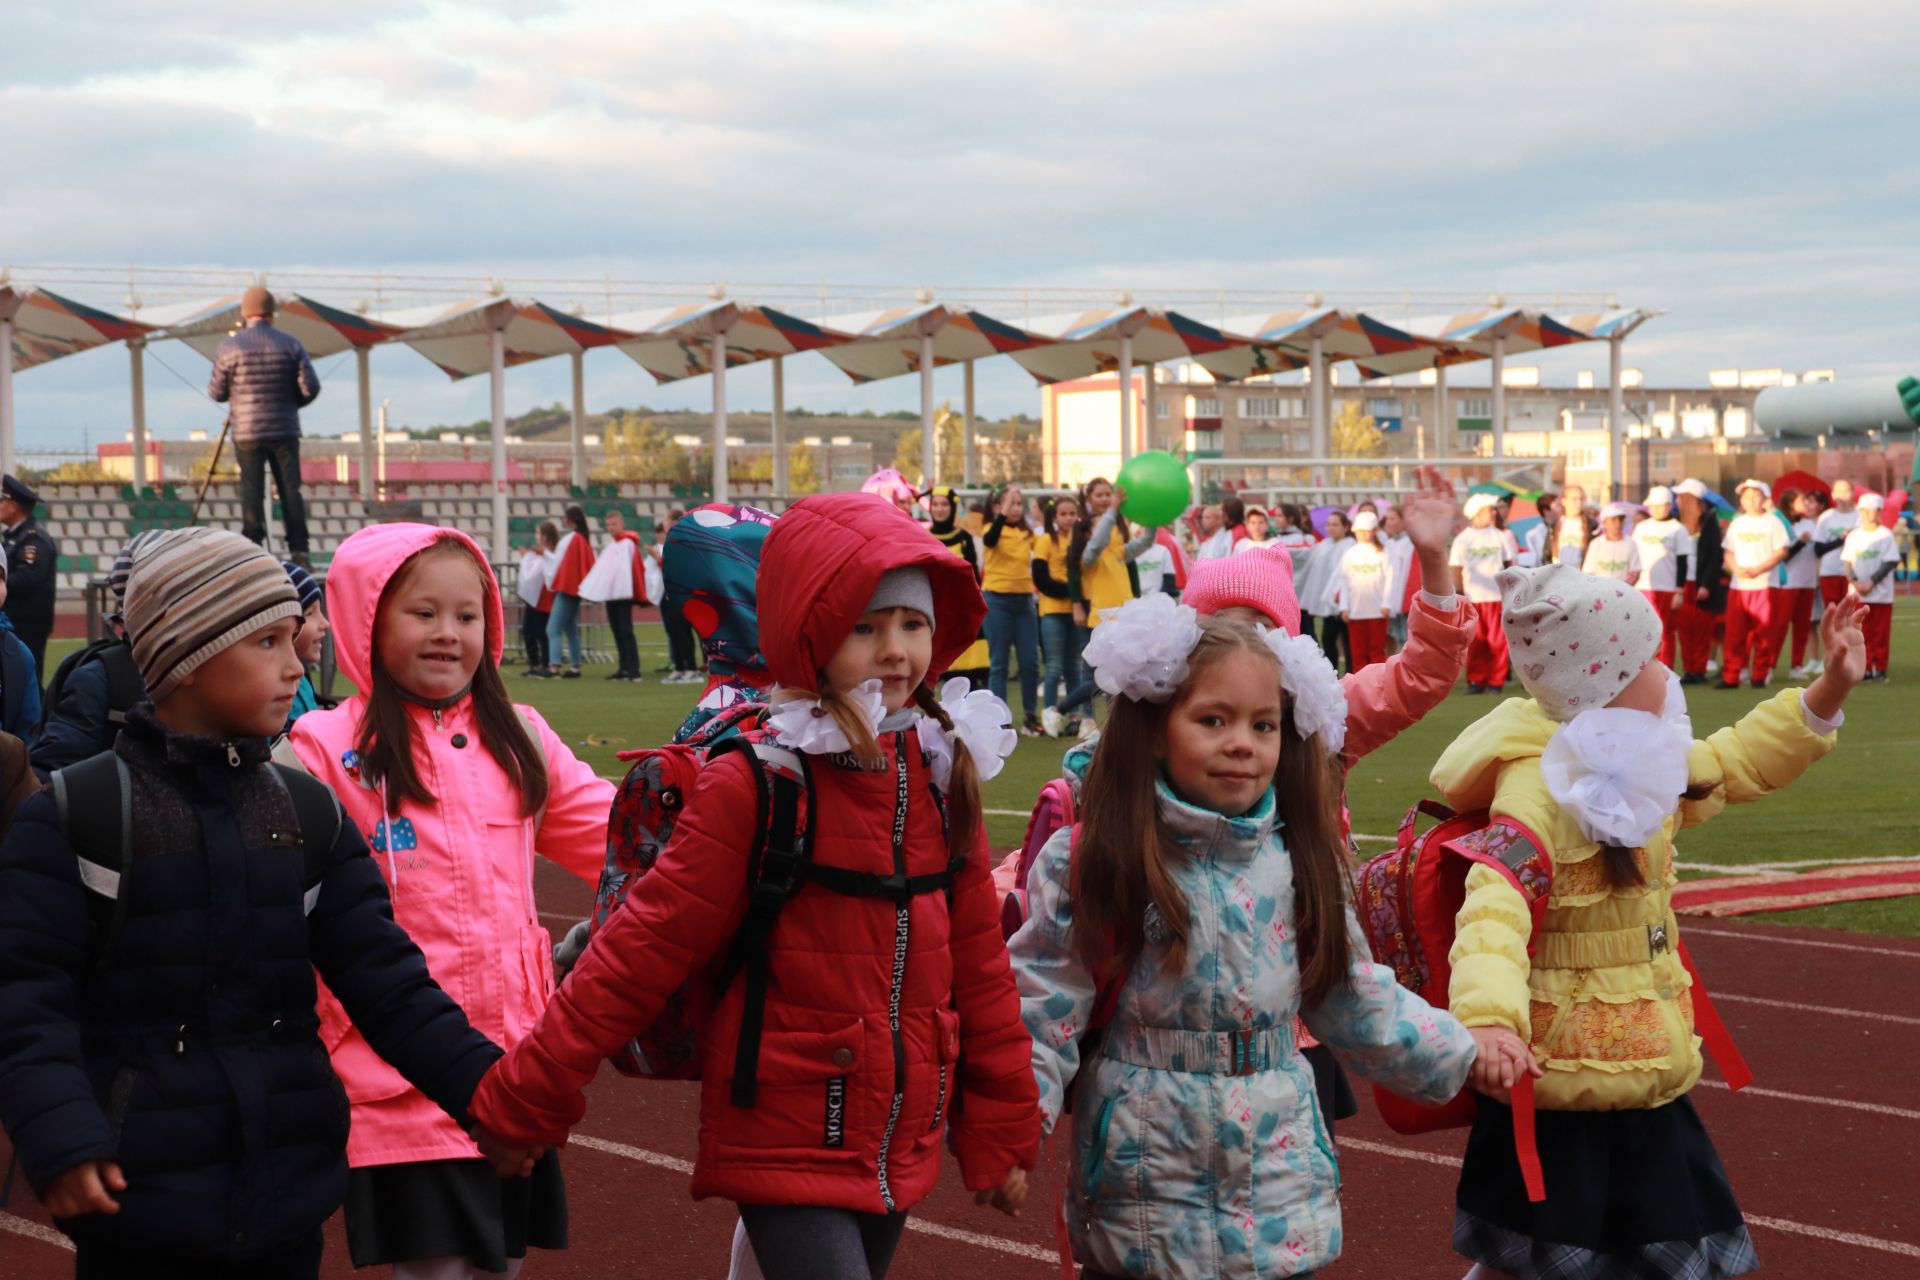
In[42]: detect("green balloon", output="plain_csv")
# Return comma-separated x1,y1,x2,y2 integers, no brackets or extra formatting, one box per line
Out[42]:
1116,451,1193,527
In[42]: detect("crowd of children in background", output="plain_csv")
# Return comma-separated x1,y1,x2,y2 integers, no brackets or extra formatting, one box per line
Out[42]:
0,463,1894,1280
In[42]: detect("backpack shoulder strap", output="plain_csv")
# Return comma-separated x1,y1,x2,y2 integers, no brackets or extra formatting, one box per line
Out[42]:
51,751,134,967
99,643,145,724
266,743,344,910
1441,817,1553,908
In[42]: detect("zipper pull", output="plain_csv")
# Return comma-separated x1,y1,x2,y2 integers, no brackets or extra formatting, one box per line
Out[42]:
432,708,443,730
226,743,241,768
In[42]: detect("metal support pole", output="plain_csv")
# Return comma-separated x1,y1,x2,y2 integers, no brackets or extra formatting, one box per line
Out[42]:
129,340,148,488
1608,333,1627,502
356,346,374,502
489,327,508,564
1140,361,1155,451
1490,336,1507,461
711,332,729,504
919,333,936,485
0,316,14,481
569,350,587,490
1117,332,1134,464
1308,336,1327,457
1433,364,1449,463
962,359,977,486
771,355,789,499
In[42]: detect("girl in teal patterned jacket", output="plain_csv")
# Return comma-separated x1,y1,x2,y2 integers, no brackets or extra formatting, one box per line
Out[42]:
1009,599,1484,1279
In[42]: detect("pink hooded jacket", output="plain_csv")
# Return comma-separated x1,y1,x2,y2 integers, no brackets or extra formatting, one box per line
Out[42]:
290,523,614,1166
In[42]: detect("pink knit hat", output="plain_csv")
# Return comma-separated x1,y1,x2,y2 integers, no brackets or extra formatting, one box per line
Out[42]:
1182,548,1301,633
1498,563,1662,721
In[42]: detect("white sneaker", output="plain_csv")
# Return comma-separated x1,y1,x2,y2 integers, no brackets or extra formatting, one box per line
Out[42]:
1706,659,1721,676
1787,663,1812,681
1041,707,1066,738
1812,660,1826,676
1076,718,1100,742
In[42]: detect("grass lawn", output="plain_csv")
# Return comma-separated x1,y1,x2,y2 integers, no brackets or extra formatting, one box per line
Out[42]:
45,600,1918,937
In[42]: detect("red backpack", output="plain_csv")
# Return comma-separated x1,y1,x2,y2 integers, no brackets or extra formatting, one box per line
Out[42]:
1355,799,1754,1202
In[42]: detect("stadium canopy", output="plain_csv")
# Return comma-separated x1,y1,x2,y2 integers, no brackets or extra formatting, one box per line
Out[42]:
391,298,637,560
612,299,858,500
1007,306,1251,464
153,294,411,499
818,304,1054,485
0,284,156,478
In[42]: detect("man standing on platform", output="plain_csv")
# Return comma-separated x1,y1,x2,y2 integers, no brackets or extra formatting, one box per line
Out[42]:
208,286,320,569
0,475,57,679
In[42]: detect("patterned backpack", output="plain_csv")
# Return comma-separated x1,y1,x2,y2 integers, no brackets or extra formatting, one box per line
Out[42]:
1356,798,1753,1202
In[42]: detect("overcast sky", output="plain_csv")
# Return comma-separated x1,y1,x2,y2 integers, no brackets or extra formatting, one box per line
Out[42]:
5,0,1917,451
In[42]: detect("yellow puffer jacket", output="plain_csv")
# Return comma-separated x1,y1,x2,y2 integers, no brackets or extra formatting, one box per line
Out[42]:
1430,688,1838,1111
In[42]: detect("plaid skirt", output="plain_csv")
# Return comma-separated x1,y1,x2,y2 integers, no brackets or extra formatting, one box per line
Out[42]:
1454,1095,1758,1280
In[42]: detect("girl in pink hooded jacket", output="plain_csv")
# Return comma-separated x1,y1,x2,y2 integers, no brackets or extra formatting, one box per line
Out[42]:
288,524,614,1280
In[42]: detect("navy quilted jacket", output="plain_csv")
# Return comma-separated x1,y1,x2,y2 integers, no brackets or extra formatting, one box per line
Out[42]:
0,707,500,1261
206,320,320,444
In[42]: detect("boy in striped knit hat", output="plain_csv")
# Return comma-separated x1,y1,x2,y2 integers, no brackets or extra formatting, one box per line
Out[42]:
281,558,330,729
0,527,505,1278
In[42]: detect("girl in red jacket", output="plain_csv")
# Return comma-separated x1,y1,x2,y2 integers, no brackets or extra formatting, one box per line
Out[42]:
470,493,1041,1280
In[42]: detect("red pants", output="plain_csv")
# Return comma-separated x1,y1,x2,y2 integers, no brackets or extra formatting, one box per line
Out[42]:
1347,616,1388,670
1771,586,1815,668
1723,589,1775,685
1641,588,1678,668
1678,592,1717,676
1819,577,1849,607
1865,601,1893,673
1468,600,1510,688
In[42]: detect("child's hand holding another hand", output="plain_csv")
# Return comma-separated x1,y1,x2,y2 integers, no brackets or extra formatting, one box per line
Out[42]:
468,1122,544,1179
974,1166,1028,1217
45,1160,125,1218
1468,1026,1542,1099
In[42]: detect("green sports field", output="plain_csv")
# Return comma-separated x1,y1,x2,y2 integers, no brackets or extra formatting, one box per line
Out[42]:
52,602,1917,936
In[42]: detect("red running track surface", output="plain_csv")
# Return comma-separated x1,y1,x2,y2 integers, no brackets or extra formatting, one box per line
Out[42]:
4,863,1917,1279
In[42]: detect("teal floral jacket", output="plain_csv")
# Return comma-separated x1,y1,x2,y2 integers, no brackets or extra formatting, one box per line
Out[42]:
1010,779,1475,1279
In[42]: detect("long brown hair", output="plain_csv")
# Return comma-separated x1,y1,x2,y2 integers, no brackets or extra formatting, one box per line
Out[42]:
1597,781,1715,888
357,539,550,818
1071,615,1354,1003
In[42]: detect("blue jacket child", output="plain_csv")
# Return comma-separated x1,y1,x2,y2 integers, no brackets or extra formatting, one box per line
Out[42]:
0,528,501,1275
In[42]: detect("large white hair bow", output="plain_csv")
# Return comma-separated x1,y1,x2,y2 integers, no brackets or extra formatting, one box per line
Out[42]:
1261,628,1349,756
1082,593,1204,703
1541,668,1693,848
916,678,1018,792
766,678,886,755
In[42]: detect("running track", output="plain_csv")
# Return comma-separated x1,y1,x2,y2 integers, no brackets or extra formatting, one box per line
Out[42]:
5,860,1916,1279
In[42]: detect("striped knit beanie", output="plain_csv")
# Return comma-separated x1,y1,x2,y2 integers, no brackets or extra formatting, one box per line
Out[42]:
108,528,170,622
281,559,324,612
123,528,302,700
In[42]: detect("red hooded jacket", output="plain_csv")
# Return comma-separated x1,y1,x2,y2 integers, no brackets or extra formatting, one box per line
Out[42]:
469,494,1040,1213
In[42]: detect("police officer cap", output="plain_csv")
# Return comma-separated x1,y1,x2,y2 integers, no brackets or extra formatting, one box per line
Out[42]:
1,475,40,508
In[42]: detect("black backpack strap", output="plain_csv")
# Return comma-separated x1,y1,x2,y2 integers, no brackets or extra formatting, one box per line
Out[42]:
266,755,344,913
709,736,814,1108
99,643,145,726
51,752,135,968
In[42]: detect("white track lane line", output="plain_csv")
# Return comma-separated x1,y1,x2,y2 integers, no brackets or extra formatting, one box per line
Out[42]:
1694,1078,1920,1120
1,1211,73,1251
1682,925,1920,960
571,1133,1061,1264
1675,853,1920,874
1713,991,1920,1027
1340,1138,1920,1259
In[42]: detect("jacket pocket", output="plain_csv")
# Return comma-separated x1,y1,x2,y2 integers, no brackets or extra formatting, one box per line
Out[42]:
310,1043,352,1146
717,1017,866,1153
508,922,558,1044
926,1007,961,1134
1080,1093,1120,1205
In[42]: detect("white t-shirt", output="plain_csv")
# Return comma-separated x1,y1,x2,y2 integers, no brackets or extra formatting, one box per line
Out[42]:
1583,535,1642,583
1135,541,1174,597
1726,513,1789,592
1385,534,1415,615
1631,517,1688,592
1232,536,1277,556
1520,523,1549,569
1336,541,1394,619
1301,536,1353,616
1815,508,1859,578
1556,515,1589,567
1449,525,1513,604
1843,526,1899,605
1197,528,1234,560
1782,518,1819,590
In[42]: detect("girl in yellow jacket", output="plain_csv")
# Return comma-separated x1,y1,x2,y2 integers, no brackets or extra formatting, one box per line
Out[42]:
1431,563,1868,1280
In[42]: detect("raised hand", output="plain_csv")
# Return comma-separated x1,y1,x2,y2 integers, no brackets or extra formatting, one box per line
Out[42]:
1468,1026,1542,1098
1400,465,1462,558
1805,594,1867,723
974,1165,1029,1217
45,1160,126,1218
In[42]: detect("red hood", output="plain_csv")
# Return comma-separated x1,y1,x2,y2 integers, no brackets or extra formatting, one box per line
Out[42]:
757,493,987,694
325,522,506,694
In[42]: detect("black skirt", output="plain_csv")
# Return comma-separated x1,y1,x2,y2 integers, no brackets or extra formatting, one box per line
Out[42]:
1455,1095,1758,1279
344,1151,568,1273
1302,1043,1358,1127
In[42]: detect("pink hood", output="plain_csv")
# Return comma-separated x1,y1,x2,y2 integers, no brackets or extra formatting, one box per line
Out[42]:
326,522,505,694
